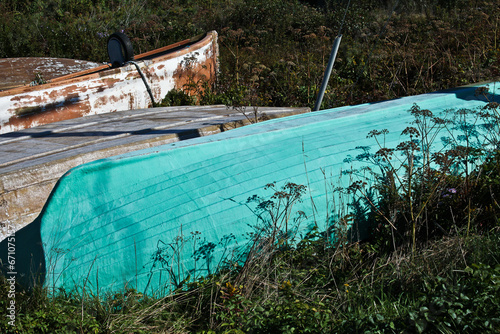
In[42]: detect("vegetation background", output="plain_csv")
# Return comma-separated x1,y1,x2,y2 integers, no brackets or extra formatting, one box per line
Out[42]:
1,0,499,108
0,0,499,333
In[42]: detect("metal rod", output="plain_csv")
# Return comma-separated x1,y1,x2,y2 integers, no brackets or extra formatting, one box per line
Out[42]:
314,35,342,111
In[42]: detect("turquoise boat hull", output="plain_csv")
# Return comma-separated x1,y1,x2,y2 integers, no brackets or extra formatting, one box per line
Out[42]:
4,82,499,295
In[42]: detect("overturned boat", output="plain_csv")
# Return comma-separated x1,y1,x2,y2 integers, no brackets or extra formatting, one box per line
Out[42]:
0,31,218,134
2,81,498,295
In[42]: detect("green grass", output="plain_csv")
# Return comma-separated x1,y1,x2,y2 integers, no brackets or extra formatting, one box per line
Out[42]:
1,229,498,333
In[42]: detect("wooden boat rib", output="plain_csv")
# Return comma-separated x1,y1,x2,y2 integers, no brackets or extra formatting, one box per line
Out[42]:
0,31,219,134
1,81,497,295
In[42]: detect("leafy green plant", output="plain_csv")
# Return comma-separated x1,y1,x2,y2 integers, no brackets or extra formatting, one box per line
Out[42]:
157,88,196,107
246,182,307,246
407,264,500,333
345,100,500,254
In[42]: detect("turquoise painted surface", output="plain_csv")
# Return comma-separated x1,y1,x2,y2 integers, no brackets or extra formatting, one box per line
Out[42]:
39,82,499,295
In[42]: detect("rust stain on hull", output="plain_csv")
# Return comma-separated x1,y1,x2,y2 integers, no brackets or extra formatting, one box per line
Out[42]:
0,32,219,134
8,100,91,130
172,46,218,94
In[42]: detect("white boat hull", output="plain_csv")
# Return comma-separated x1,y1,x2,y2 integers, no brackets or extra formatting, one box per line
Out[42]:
0,32,218,134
